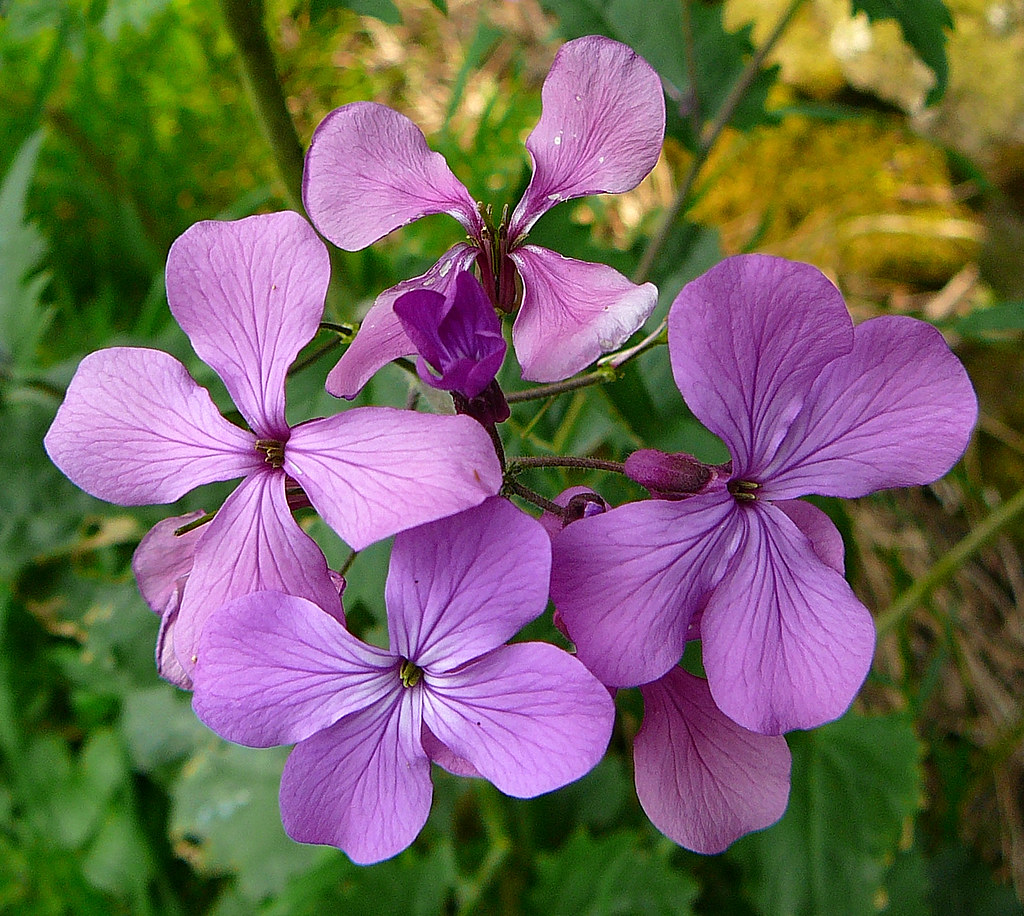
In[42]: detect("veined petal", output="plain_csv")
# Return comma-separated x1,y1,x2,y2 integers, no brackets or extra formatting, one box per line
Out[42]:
132,510,206,615
420,723,481,778
759,316,978,500
285,407,502,551
422,643,615,797
668,255,854,476
280,691,432,864
155,583,193,690
44,347,260,505
174,472,341,671
303,101,480,250
510,36,665,237
774,499,845,575
701,503,876,735
550,492,737,688
635,667,791,854
325,243,478,398
192,591,397,748
165,212,328,438
386,498,550,670
511,246,656,382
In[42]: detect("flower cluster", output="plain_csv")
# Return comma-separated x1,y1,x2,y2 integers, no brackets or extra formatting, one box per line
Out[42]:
45,34,978,864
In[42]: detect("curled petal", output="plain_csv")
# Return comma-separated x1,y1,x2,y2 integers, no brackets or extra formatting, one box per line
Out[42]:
192,591,397,748
44,347,260,505
636,667,791,854
668,255,854,477
325,243,478,398
155,583,192,690
774,499,845,575
303,101,480,250
760,316,978,500
701,503,876,735
550,493,737,688
285,407,502,552
510,36,665,237
422,643,614,797
511,246,656,382
132,511,206,615
420,723,481,778
386,498,550,671
165,212,328,438
280,692,432,864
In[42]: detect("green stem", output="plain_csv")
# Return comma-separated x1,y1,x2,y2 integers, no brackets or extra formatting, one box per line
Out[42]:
511,455,625,474
506,365,617,403
503,479,564,516
875,483,1024,636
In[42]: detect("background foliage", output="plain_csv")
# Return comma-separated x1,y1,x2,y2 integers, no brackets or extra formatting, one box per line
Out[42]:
2,0,1024,912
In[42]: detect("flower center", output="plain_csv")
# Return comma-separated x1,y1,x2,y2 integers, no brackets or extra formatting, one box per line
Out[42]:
475,202,519,313
399,658,423,689
254,438,285,468
728,479,760,503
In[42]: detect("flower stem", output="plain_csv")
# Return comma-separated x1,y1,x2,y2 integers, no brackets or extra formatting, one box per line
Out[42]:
511,455,625,474
503,479,564,517
506,365,618,404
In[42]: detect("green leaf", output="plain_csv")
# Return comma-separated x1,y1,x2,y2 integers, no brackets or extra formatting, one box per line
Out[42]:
953,301,1024,339
428,0,448,13
730,710,922,916
309,0,402,25
850,0,953,105
530,830,698,915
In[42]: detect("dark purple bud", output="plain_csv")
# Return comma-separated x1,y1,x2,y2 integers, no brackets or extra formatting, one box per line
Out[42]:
625,449,722,500
451,378,510,427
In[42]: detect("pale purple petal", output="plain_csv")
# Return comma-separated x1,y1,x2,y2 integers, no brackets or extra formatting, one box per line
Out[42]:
511,246,656,382
192,591,397,747
774,499,845,575
155,584,193,690
44,347,260,505
422,642,614,797
303,101,480,250
668,255,854,476
280,691,432,864
132,511,205,614
386,498,550,670
165,212,328,438
701,503,876,735
325,243,478,398
420,723,481,779
510,36,665,237
550,493,738,688
758,316,978,500
635,667,791,854
174,472,341,671
285,407,502,551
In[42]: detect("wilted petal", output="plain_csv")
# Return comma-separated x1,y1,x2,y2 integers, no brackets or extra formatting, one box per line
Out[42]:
174,472,341,670
510,36,665,237
326,243,478,398
668,255,854,476
701,503,876,735
759,316,978,500
422,643,614,797
774,499,845,575
192,591,397,747
165,212,329,438
132,511,206,614
280,691,432,865
511,246,656,382
386,498,550,670
550,493,737,688
635,667,791,854
285,407,502,551
44,347,260,505
155,584,192,690
303,101,480,250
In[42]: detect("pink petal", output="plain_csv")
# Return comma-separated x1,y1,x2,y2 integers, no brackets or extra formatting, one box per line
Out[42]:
759,316,978,500
422,642,615,797
511,246,656,382
155,583,193,690
192,591,397,747
132,511,206,614
510,36,665,237
174,472,341,671
325,243,478,398
701,503,876,735
420,723,481,778
668,255,854,477
285,407,502,551
303,101,480,251
636,667,791,854
280,692,432,864
550,493,737,688
165,212,328,438
386,498,550,670
44,347,260,505
774,499,845,575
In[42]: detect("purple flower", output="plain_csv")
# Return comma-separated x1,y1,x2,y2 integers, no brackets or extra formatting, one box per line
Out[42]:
44,211,502,673
551,254,977,734
190,498,615,864
302,35,664,391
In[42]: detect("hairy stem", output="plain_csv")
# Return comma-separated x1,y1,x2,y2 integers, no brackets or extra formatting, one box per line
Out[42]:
511,455,625,474
503,479,564,516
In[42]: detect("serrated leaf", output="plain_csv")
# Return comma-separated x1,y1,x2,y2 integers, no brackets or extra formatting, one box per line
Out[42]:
850,0,953,105
730,711,921,916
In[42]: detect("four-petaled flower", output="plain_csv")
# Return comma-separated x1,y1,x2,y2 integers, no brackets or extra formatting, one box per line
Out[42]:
303,35,665,392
